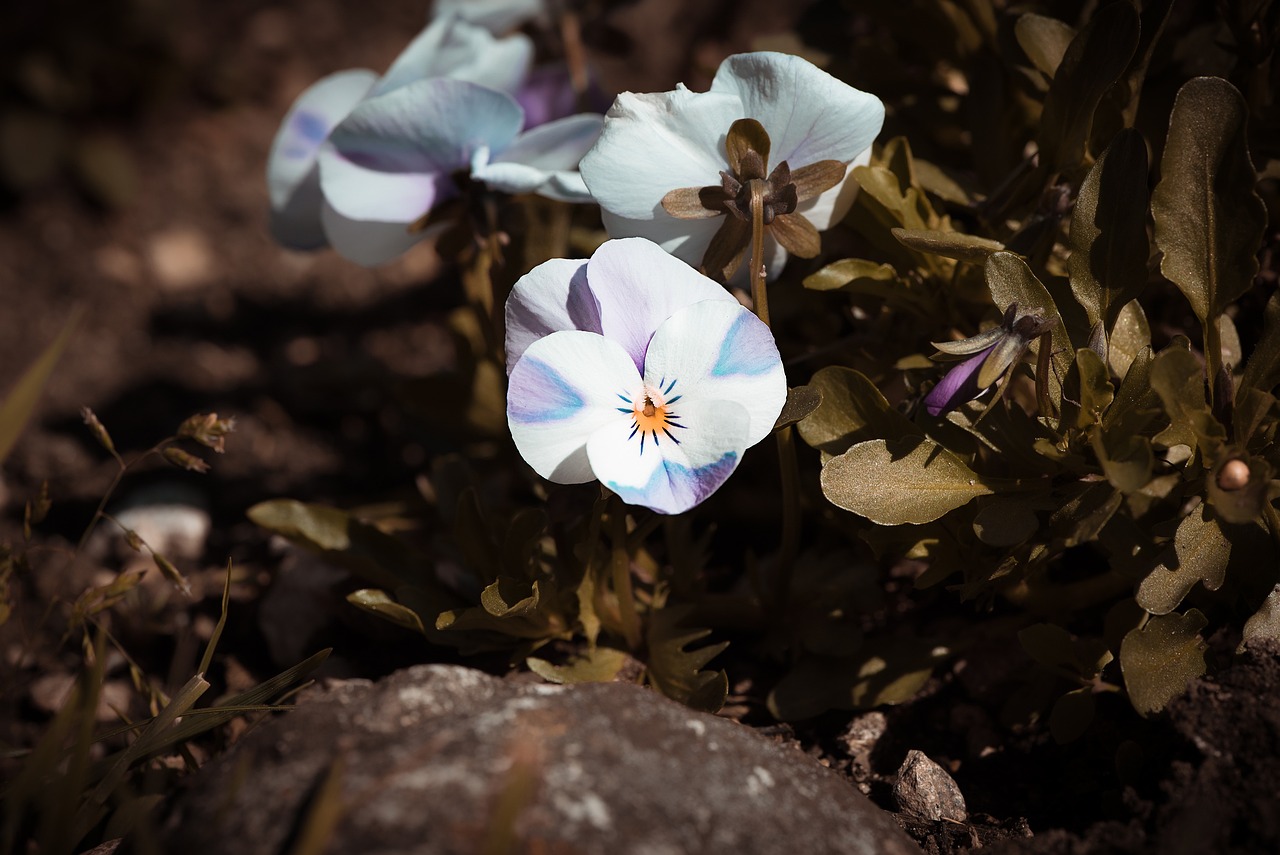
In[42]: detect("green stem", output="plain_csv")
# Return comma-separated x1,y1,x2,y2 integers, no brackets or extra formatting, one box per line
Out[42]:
1204,314,1222,401
609,495,642,650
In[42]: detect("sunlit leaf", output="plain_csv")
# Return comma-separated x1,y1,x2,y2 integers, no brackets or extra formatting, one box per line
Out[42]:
891,228,1006,264
984,252,1073,411
1240,584,1280,652
797,366,921,456
1120,609,1208,716
1062,348,1114,431
347,589,427,635
821,436,993,525
527,647,629,684
0,310,80,465
1151,77,1266,372
1136,504,1229,616
1067,129,1150,333
1036,1,1139,173
1107,300,1151,378
1014,13,1076,78
1149,346,1226,459
803,258,899,291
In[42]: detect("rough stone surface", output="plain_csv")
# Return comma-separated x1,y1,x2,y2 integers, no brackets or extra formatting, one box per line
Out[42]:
164,665,919,855
893,750,968,823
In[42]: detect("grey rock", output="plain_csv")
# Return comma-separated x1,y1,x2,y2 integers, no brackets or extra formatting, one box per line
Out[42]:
893,749,967,823
165,664,919,855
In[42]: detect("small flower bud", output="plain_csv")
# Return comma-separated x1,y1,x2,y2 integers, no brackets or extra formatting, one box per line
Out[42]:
1217,458,1250,491
81,407,115,454
124,529,144,552
163,447,210,474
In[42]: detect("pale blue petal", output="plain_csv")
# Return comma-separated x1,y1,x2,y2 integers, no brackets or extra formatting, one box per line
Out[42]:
579,87,741,221
587,397,748,515
475,114,603,200
710,52,884,171
508,330,641,483
266,69,377,247
796,143,871,231
504,258,600,374
318,143,455,223
642,300,785,447
320,202,437,266
433,0,548,34
328,78,523,177
587,238,736,372
375,15,533,97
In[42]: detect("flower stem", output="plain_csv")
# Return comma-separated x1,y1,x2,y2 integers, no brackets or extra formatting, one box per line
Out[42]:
747,180,800,604
609,494,643,650
748,179,769,326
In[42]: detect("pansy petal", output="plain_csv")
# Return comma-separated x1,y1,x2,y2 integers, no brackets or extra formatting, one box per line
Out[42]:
710,52,884,171
600,206,788,284
923,347,991,417
504,258,601,373
318,144,456,223
319,202,438,266
795,145,871,231
329,79,524,177
266,69,378,247
433,0,548,34
588,397,748,515
515,64,582,130
641,300,786,447
586,238,737,372
579,88,742,220
475,114,604,200
376,15,533,97
508,330,642,483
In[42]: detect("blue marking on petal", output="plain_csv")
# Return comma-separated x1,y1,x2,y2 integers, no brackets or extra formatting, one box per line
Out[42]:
606,451,740,514
508,358,586,424
712,313,776,377
664,378,678,394
293,111,330,145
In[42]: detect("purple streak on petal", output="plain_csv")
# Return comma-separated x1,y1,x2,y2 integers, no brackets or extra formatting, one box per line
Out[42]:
605,451,739,515
289,111,330,149
712,312,779,377
507,357,586,424
924,346,994,417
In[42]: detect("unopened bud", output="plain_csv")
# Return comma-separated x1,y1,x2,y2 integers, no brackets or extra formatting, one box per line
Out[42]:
81,407,115,454
152,553,192,597
124,529,143,552
1217,458,1251,491
163,447,210,474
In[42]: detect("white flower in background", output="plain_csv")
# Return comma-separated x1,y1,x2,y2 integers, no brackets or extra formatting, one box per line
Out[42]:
316,79,602,266
432,0,549,34
505,238,786,514
579,52,884,282
266,13,533,249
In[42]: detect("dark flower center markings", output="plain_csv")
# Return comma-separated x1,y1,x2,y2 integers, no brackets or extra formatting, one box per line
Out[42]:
616,378,686,455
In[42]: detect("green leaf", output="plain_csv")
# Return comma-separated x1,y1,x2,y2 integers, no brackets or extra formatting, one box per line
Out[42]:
984,252,1073,411
1239,290,1280,396
1120,609,1208,716
1050,688,1096,744
527,647,629,684
1240,585,1280,652
1067,129,1150,332
645,604,728,713
803,258,899,291
972,499,1038,547
1018,623,1112,681
1107,300,1151,378
797,366,921,456
766,639,948,720
821,436,993,525
1014,13,1076,78
1206,454,1272,525
247,499,448,596
1103,344,1161,438
1136,504,1230,616
1092,429,1154,494
890,228,1006,263
347,589,426,635
1151,77,1266,363
1062,348,1114,431
0,309,80,465
773,384,823,431
1035,1,1139,173
1149,346,1226,458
